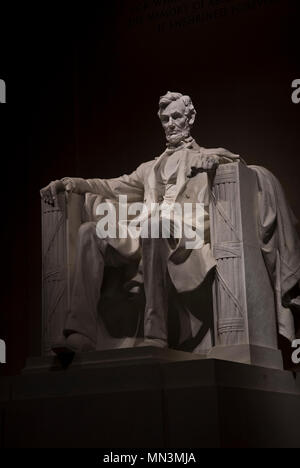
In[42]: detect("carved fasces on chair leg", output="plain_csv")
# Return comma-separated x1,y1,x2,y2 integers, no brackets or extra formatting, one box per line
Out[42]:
42,192,68,354
210,164,247,346
209,163,282,369
42,192,85,355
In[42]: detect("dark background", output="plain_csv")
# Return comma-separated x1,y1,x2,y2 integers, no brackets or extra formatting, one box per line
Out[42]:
0,0,299,374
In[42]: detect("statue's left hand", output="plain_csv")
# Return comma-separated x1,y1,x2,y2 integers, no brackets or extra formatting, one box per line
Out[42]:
198,153,220,170
188,153,220,178
40,180,66,206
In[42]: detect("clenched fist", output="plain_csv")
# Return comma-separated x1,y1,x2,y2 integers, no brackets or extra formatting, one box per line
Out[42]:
40,180,68,205
187,152,220,178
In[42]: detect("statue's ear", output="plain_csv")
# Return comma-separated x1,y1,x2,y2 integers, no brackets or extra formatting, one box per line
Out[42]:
189,111,196,127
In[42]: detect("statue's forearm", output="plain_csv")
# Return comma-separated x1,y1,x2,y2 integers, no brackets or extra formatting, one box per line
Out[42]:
61,177,107,195
61,170,144,202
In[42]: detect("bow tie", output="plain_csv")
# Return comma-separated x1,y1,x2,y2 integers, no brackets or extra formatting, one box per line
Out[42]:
166,137,194,155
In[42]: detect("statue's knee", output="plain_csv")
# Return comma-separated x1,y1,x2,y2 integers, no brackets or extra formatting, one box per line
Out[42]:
141,217,158,240
77,222,107,258
78,222,97,241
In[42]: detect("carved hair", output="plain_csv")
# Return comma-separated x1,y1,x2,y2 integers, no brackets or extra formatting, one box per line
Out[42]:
158,91,196,123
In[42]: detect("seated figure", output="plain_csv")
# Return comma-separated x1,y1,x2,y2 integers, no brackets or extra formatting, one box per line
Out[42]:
40,91,300,365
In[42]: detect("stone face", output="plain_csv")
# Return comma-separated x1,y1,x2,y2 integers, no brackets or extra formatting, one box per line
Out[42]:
2,354,300,448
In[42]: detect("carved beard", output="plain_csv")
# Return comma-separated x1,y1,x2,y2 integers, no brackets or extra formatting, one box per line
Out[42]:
166,127,191,146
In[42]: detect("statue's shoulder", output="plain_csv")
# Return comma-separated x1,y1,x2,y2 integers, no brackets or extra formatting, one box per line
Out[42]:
140,158,158,167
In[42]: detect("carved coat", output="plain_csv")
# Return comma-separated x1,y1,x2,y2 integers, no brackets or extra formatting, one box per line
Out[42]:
60,142,300,345
63,140,241,293
250,166,300,341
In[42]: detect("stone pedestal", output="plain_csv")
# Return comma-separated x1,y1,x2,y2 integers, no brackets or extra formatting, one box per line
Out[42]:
1,349,300,448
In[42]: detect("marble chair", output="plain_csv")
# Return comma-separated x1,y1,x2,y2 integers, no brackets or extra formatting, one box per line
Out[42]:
41,162,283,369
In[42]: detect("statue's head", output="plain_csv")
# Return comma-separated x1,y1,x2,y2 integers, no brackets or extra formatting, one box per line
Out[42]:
158,91,196,146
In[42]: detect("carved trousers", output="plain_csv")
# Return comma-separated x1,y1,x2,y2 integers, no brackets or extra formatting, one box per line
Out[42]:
64,220,174,344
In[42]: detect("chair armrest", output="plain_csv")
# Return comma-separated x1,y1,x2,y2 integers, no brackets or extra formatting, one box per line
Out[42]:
41,192,84,354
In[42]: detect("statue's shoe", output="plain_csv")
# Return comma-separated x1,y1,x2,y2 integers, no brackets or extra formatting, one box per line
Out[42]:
52,333,95,354
137,338,168,349
65,333,96,353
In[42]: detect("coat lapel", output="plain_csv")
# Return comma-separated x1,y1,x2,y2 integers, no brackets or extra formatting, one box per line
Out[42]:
173,139,201,201
147,151,168,203
173,149,190,201
147,139,202,204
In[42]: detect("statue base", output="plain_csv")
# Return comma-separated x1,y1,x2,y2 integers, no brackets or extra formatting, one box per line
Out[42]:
207,344,283,370
1,349,300,448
